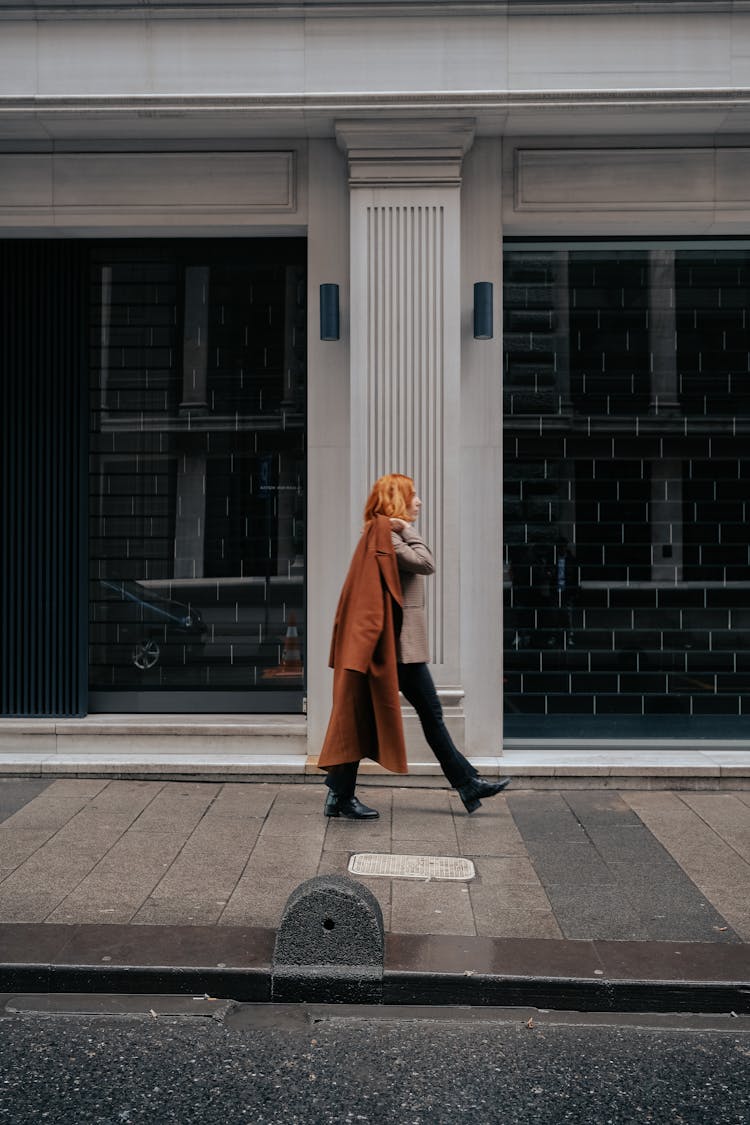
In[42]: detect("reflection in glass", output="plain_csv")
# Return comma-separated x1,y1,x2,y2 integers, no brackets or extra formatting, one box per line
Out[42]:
503,246,750,737
89,242,306,703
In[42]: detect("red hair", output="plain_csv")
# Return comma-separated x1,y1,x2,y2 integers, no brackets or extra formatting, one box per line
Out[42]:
363,474,415,524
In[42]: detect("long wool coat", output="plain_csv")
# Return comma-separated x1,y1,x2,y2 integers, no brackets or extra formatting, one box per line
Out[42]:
317,515,408,774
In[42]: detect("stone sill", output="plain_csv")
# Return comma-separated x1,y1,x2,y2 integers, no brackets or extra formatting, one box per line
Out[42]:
0,748,748,788
0,715,306,736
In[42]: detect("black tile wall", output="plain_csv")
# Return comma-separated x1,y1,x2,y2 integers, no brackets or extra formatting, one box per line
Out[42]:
504,247,750,729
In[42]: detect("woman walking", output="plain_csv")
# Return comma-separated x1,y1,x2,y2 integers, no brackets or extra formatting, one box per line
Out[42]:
318,473,510,819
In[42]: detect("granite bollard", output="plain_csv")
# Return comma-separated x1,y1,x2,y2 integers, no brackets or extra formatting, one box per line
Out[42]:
271,874,384,1003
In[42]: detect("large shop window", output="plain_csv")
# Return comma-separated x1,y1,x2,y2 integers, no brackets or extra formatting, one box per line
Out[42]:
504,242,750,738
89,240,306,712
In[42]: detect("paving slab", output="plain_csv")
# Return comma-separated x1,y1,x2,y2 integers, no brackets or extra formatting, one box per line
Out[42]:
219,832,323,929
471,856,542,886
505,792,590,842
324,816,394,849
544,884,650,941
583,824,678,864
524,839,615,886
470,878,563,940
562,791,643,828
0,828,60,883
604,860,740,944
391,880,476,937
624,791,750,940
270,785,328,811
206,783,279,819
0,778,110,831
678,793,750,864
392,794,458,847
259,808,328,842
132,817,264,926
0,780,53,825
45,831,190,925
124,782,219,833
453,815,528,858
0,814,153,922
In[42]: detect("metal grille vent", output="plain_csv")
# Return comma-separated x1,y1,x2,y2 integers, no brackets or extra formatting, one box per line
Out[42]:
348,853,475,881
1,240,88,716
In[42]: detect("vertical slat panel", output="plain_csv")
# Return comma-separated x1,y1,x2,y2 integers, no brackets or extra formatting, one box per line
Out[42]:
0,240,88,717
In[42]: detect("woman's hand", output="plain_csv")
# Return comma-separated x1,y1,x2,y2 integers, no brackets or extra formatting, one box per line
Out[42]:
390,517,408,532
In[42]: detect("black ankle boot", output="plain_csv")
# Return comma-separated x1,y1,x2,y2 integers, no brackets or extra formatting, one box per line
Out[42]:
457,775,511,814
324,792,379,819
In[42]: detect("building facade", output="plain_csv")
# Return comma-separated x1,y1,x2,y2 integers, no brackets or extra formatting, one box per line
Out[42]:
1,0,749,770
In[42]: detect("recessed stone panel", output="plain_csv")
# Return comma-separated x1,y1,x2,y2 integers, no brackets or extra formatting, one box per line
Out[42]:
515,148,717,212
0,151,297,225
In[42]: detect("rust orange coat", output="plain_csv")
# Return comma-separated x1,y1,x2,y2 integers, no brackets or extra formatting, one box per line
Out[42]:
317,515,408,774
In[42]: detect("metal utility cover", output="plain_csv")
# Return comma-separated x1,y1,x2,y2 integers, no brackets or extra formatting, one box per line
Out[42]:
348,853,475,881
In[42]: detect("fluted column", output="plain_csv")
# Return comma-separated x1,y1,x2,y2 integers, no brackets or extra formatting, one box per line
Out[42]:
337,120,474,695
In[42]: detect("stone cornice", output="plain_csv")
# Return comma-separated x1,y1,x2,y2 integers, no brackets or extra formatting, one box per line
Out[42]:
2,88,750,115
0,1,747,19
3,89,750,148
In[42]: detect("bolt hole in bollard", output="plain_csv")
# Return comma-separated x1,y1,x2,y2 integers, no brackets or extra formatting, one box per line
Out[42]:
272,875,384,1003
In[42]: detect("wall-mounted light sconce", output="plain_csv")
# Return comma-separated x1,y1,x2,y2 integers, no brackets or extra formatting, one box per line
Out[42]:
473,281,493,340
320,283,340,341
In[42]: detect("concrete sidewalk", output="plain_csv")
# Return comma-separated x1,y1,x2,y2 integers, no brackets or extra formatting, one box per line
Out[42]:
0,778,748,1012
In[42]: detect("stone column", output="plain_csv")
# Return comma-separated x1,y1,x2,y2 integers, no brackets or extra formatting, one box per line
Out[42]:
306,140,351,751
459,139,504,757
337,120,474,758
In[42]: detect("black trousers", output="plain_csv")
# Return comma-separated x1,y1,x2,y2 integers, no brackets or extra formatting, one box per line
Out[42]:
325,662,478,799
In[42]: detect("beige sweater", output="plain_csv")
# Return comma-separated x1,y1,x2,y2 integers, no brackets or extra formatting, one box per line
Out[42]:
391,526,435,664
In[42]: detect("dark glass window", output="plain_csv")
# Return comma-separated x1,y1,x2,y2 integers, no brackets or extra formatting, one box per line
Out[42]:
504,244,750,738
89,241,306,711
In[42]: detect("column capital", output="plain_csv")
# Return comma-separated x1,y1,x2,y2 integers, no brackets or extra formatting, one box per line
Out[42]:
335,119,475,187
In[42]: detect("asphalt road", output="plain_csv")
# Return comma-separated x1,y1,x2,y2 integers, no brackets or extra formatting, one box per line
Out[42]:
1,1003,748,1124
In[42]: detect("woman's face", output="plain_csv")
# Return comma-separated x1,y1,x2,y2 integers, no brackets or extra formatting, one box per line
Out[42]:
406,491,422,521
